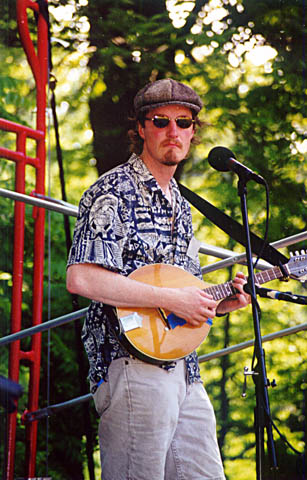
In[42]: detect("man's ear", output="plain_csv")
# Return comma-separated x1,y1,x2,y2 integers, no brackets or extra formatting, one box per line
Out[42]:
138,122,145,140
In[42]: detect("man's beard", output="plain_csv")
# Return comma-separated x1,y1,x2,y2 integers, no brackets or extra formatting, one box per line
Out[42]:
162,149,183,166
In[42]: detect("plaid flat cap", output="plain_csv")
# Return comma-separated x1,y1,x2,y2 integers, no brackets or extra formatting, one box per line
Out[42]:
134,78,203,116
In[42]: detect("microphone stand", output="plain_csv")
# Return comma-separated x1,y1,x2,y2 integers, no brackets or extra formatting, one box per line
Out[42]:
237,176,278,479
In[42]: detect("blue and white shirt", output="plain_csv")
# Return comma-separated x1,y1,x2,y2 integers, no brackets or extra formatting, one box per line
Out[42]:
67,154,203,391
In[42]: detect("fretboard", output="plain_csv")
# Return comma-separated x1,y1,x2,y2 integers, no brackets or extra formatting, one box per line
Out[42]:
204,264,288,301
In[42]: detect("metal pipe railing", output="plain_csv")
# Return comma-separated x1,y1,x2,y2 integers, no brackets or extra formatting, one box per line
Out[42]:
0,187,78,217
0,308,88,347
1,187,306,274
21,320,307,423
198,321,307,362
201,230,307,274
22,393,93,423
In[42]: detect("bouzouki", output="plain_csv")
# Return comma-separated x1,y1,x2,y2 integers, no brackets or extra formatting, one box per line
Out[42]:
113,253,307,365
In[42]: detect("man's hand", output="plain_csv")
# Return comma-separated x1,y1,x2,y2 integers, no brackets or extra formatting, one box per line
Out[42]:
216,271,251,316
164,286,217,327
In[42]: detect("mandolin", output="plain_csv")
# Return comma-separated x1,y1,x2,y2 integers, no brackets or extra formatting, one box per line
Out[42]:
115,253,307,364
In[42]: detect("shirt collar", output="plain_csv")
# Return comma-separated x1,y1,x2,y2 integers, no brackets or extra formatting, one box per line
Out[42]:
128,153,181,199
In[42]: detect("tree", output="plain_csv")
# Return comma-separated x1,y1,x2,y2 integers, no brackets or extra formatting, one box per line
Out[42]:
84,0,193,174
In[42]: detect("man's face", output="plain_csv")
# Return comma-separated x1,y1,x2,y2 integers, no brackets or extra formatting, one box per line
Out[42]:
138,104,195,168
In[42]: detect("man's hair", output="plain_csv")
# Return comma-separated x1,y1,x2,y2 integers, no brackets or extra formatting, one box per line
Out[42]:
127,112,203,155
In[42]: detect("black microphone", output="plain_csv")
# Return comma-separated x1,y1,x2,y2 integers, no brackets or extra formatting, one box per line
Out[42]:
208,146,266,186
244,284,307,305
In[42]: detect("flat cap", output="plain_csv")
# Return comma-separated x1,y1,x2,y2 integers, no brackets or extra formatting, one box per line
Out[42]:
134,78,203,116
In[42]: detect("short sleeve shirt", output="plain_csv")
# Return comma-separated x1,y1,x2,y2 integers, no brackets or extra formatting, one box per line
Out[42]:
67,154,203,389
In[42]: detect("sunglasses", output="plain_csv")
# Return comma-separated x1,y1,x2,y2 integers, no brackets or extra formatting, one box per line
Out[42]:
144,115,195,129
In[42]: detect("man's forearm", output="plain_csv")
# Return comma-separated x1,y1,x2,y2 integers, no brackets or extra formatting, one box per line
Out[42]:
67,263,163,308
66,263,220,326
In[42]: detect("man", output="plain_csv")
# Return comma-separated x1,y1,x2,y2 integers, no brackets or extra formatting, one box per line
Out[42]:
67,78,250,480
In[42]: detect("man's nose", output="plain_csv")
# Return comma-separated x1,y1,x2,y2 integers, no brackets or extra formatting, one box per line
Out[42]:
166,119,179,136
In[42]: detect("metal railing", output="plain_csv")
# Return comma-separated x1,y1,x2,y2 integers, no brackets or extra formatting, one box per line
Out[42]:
1,186,306,273
1,185,306,425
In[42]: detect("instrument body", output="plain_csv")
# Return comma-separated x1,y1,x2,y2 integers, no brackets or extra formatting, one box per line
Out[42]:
115,255,307,364
117,264,213,363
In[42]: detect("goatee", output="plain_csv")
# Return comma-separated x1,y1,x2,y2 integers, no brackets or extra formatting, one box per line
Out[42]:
162,150,182,167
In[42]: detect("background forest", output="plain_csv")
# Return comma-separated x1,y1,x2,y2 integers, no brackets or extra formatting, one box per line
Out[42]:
0,0,306,479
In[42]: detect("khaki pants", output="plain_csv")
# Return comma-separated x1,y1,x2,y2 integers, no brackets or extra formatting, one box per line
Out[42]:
93,357,225,480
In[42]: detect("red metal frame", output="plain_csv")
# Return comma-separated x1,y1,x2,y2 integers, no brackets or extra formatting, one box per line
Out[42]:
0,1,48,478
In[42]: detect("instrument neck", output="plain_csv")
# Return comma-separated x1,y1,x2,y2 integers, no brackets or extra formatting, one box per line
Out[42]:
204,264,288,301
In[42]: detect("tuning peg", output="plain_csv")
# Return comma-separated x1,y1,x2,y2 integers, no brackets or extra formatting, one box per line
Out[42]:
301,250,306,255
295,250,300,256
290,252,294,257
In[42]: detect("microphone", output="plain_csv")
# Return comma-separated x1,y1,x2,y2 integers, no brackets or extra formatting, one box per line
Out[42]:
208,146,266,186
244,284,307,305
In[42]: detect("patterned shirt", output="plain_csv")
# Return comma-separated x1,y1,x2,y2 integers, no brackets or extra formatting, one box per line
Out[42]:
67,154,203,391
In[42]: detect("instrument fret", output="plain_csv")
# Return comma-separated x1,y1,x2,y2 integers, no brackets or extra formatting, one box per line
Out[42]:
255,266,282,285
204,281,236,301
204,265,285,302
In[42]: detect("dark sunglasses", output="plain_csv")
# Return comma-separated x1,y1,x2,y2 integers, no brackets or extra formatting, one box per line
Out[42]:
144,115,195,129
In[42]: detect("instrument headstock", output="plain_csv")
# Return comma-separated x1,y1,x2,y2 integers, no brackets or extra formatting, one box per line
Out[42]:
288,251,307,282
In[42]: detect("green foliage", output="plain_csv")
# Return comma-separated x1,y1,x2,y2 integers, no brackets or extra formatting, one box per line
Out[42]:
0,40,36,126
0,2,18,47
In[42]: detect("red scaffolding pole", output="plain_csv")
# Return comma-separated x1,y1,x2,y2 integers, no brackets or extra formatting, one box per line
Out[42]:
0,1,48,478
